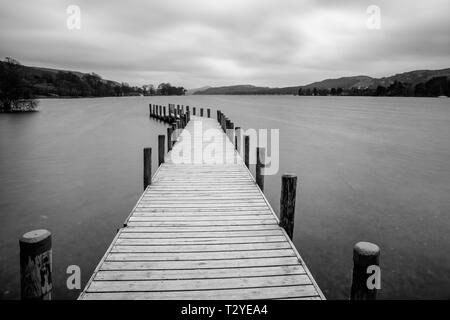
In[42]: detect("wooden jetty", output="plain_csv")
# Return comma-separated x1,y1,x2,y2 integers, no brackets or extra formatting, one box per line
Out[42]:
79,105,325,300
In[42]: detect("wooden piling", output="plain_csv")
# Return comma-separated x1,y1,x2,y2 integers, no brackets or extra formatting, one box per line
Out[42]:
167,127,173,151
163,106,167,121
244,135,250,168
149,104,152,117
20,229,52,300
143,148,152,189
279,174,297,240
193,107,196,115
207,108,211,118
256,147,265,192
171,123,177,145
200,108,204,117
350,242,380,300
158,135,165,166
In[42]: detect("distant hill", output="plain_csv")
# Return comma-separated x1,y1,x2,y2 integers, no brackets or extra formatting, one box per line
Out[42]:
186,86,212,95
194,68,450,97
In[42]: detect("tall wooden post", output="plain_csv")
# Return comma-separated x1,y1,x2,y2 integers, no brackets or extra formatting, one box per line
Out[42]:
279,174,297,240
207,108,211,118
186,106,190,113
235,127,241,153
158,135,165,166
167,127,173,151
20,230,52,300
159,105,162,118
351,242,380,300
244,135,250,168
193,107,196,115
200,108,204,117
171,123,177,145
143,148,152,189
149,104,152,117
163,106,167,121
256,147,265,192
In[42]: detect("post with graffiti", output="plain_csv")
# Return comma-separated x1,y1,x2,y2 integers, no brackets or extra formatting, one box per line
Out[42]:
19,229,52,300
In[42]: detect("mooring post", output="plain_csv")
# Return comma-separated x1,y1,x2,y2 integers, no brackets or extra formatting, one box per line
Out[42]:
350,242,380,300
186,111,190,123
217,110,220,122
244,135,250,168
235,127,241,153
256,147,265,192
186,106,190,114
207,108,211,118
193,107,196,115
159,105,162,119
163,106,167,121
20,229,52,300
200,108,204,117
149,104,152,117
279,174,297,240
158,135,165,166
167,127,173,152
171,123,177,144
143,147,152,189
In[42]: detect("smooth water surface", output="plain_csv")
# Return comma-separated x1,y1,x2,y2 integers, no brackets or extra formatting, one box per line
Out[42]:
1,96,449,299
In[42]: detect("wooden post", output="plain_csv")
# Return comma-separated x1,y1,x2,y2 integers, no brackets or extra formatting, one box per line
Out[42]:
158,135,165,166
207,108,211,118
186,106,190,113
279,174,297,240
149,104,152,117
186,111,190,123
351,242,380,300
244,135,250,168
171,123,177,145
193,107,196,115
159,105,162,119
163,106,167,121
167,127,173,151
143,148,152,189
235,127,241,153
200,108,204,117
20,230,52,300
256,147,265,192
217,110,220,122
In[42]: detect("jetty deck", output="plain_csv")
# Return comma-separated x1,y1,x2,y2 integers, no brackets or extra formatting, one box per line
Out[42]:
79,115,324,300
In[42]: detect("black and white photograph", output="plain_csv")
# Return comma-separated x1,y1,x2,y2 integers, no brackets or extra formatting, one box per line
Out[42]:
0,0,449,305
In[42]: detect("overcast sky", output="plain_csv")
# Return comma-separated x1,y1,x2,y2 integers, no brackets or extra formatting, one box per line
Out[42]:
0,0,449,88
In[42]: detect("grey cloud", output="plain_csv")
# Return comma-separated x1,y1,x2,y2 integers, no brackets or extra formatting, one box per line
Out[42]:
0,0,448,88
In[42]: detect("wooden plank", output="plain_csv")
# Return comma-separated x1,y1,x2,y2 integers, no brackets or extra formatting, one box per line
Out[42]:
82,285,319,300
111,242,291,253
119,230,283,238
126,220,277,227
122,225,280,232
99,256,301,270
94,265,306,281
106,249,294,261
86,274,312,292
115,236,287,245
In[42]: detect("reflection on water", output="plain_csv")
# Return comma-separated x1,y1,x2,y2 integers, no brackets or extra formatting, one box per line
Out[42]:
0,96,449,299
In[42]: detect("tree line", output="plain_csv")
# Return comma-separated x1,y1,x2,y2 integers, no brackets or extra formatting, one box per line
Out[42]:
297,77,449,97
0,57,186,112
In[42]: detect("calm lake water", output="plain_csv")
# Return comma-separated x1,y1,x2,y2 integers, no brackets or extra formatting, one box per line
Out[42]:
0,96,449,299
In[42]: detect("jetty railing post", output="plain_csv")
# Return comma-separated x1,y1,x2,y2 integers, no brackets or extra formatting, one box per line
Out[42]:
158,135,165,166
159,105,162,119
167,127,173,152
20,229,52,300
163,106,167,121
186,111,190,123
279,174,297,240
149,104,152,117
200,108,204,117
171,123,177,145
235,127,241,153
143,147,152,189
350,242,380,300
256,147,265,192
186,106,190,114
192,107,195,115
244,135,250,168
217,110,220,122
207,108,211,118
